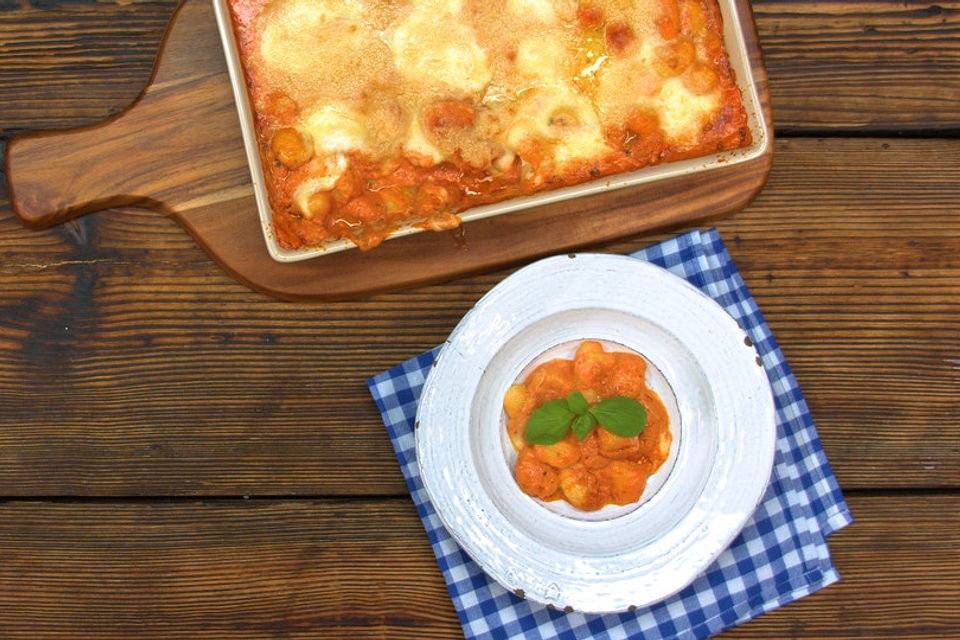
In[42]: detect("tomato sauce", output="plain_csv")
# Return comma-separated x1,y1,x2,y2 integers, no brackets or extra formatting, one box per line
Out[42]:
504,341,672,512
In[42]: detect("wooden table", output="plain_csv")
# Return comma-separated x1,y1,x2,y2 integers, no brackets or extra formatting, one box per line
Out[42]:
1,0,958,637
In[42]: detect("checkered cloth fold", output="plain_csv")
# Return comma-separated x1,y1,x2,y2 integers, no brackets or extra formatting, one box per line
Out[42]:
368,228,852,639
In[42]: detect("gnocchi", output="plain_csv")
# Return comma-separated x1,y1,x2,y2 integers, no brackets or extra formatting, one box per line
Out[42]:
505,340,672,511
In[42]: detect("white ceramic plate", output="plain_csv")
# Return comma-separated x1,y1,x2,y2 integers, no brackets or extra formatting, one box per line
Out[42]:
415,254,776,613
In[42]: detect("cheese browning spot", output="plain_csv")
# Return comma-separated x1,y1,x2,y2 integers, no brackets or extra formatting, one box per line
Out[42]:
605,21,636,57
653,37,696,78
576,4,604,29
506,86,611,177
683,62,720,95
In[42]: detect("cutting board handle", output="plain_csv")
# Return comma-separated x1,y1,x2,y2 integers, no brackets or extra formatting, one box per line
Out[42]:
5,120,167,229
3,0,233,231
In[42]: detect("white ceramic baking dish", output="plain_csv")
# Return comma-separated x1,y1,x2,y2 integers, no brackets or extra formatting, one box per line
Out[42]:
212,0,770,263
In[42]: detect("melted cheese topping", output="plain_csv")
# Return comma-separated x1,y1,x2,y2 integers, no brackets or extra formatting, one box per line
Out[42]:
506,86,611,172
515,34,570,85
300,104,367,153
293,155,347,215
657,78,721,143
228,0,752,250
390,0,492,95
506,0,561,23
403,113,446,164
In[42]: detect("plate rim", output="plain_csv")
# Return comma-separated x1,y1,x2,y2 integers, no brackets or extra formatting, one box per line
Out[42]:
415,253,776,613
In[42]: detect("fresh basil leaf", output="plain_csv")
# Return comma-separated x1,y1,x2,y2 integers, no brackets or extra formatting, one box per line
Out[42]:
524,399,575,445
571,412,597,441
589,396,647,438
567,390,589,415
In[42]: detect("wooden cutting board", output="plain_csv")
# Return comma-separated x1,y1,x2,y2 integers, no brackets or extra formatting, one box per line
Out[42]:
5,0,772,301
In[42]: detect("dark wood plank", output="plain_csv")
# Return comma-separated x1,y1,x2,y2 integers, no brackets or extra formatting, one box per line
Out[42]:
708,137,960,492
2,0,958,134
0,498,462,639
0,494,955,639
757,0,960,130
1,137,958,496
724,493,960,639
0,0,179,133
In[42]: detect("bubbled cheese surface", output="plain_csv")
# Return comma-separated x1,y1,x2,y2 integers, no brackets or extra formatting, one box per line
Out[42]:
234,0,748,226
256,0,378,104
390,0,492,95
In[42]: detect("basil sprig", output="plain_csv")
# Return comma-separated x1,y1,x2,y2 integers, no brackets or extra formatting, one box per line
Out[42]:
523,399,576,445
523,391,647,445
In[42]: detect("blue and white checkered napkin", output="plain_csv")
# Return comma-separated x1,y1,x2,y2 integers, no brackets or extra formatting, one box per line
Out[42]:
367,228,853,639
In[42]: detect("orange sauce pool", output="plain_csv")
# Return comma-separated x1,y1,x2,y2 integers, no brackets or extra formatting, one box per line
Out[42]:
504,340,672,511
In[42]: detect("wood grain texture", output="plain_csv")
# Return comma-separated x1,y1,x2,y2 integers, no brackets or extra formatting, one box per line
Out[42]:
4,0,773,300
0,0,180,133
756,0,960,130
0,494,955,639
0,0,957,637
1,137,957,496
0,499,461,639
724,493,960,639
714,137,960,491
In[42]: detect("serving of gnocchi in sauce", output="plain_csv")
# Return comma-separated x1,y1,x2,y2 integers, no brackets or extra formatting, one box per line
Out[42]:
504,340,672,511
